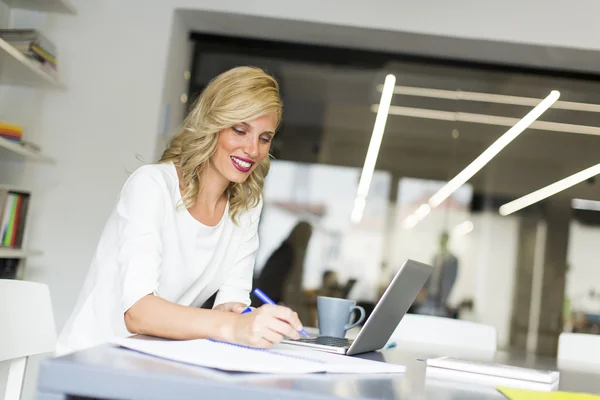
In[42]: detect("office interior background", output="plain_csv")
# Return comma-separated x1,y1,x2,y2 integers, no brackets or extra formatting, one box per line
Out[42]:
1,1,600,397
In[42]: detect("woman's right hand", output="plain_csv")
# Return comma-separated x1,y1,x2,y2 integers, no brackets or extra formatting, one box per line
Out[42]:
227,304,304,348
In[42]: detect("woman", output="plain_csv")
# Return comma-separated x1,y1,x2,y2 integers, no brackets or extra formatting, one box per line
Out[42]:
56,66,304,355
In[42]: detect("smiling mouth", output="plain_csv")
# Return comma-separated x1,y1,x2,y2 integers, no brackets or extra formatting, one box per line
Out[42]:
231,156,255,172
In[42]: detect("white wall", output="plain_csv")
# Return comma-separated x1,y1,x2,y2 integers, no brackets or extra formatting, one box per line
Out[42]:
175,0,600,51
4,2,177,333
4,0,600,335
154,11,193,161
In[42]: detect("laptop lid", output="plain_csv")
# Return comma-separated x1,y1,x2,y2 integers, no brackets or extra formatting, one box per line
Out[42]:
346,259,433,355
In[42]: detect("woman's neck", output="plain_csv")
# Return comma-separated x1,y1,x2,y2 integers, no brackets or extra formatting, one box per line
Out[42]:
175,162,228,212
196,163,229,212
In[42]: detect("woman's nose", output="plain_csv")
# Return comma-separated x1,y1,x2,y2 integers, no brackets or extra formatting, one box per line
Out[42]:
243,136,259,158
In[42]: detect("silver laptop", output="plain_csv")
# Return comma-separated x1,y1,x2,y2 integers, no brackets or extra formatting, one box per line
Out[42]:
282,259,433,355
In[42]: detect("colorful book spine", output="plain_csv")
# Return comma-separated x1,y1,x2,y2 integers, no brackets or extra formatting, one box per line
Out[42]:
0,191,31,249
0,29,58,71
0,122,24,142
0,194,14,244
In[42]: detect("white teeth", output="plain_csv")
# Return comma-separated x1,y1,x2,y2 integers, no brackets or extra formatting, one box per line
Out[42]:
232,157,251,168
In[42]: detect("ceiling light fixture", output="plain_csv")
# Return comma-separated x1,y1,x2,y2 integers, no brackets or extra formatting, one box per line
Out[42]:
401,90,560,229
499,162,600,216
402,204,431,229
572,198,600,212
376,84,600,113
429,90,560,208
350,74,396,224
452,220,474,236
370,104,600,136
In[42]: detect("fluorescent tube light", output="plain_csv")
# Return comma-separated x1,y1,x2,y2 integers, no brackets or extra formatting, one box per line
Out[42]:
376,85,600,113
499,162,600,216
402,214,418,230
428,90,560,208
350,74,396,224
572,198,600,212
402,204,431,230
452,220,474,236
414,203,431,219
350,196,366,224
356,74,396,198
370,105,600,136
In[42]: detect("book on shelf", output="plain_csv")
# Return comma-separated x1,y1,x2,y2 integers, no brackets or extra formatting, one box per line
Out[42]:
0,122,42,153
0,121,23,142
0,258,19,279
0,189,31,249
0,29,57,70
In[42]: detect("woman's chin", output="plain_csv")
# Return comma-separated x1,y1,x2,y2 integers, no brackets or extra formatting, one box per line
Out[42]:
227,172,251,184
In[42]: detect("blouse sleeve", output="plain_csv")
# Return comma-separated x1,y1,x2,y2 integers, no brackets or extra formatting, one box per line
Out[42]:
213,199,263,307
115,168,167,313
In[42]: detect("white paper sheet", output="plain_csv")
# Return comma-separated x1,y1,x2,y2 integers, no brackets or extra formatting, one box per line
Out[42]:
425,357,559,383
111,336,405,375
426,368,560,392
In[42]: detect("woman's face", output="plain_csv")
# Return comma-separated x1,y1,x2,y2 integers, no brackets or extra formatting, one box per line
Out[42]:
211,113,277,184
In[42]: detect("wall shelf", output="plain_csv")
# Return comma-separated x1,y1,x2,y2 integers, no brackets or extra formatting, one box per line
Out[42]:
0,247,42,259
0,0,74,281
0,184,31,192
0,38,63,88
1,0,76,15
0,136,55,163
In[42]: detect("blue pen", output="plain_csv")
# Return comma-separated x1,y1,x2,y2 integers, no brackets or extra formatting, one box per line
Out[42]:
244,288,310,338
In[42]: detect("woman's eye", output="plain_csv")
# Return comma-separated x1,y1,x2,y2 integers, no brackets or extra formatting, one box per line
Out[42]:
232,127,245,135
260,137,272,144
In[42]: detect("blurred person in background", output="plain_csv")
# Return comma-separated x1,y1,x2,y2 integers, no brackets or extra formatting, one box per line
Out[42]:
252,221,313,307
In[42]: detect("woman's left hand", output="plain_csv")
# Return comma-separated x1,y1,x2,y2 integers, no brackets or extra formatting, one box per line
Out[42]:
214,302,250,314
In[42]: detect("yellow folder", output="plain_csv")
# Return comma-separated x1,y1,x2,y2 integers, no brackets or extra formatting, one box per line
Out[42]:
499,387,600,400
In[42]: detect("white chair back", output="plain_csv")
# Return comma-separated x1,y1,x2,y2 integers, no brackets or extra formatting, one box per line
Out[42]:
0,279,56,400
557,332,600,371
389,313,497,359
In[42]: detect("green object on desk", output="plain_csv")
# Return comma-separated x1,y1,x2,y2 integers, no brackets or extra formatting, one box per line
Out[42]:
498,387,600,400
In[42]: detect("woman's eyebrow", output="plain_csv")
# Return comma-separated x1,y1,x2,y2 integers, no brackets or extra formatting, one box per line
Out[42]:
240,121,274,135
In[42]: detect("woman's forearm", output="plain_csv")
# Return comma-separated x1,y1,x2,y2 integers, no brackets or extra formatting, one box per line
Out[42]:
124,294,236,341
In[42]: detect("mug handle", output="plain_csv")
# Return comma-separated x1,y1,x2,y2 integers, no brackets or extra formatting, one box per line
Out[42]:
345,305,366,330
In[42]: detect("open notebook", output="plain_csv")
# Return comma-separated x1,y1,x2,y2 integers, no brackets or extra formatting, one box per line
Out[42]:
426,357,560,392
111,336,405,374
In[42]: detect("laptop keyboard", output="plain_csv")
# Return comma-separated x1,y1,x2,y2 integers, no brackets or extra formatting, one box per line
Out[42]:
293,336,354,348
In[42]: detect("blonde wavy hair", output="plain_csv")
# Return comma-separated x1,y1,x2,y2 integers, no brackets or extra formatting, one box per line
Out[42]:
159,66,282,223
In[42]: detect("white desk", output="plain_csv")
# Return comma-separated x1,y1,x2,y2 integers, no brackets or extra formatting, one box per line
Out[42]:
35,341,600,400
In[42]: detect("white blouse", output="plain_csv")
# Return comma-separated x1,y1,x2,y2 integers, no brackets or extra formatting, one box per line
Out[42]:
56,162,262,355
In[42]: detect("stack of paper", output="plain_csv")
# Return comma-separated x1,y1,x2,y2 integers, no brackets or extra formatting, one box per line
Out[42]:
111,336,405,375
426,357,560,392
